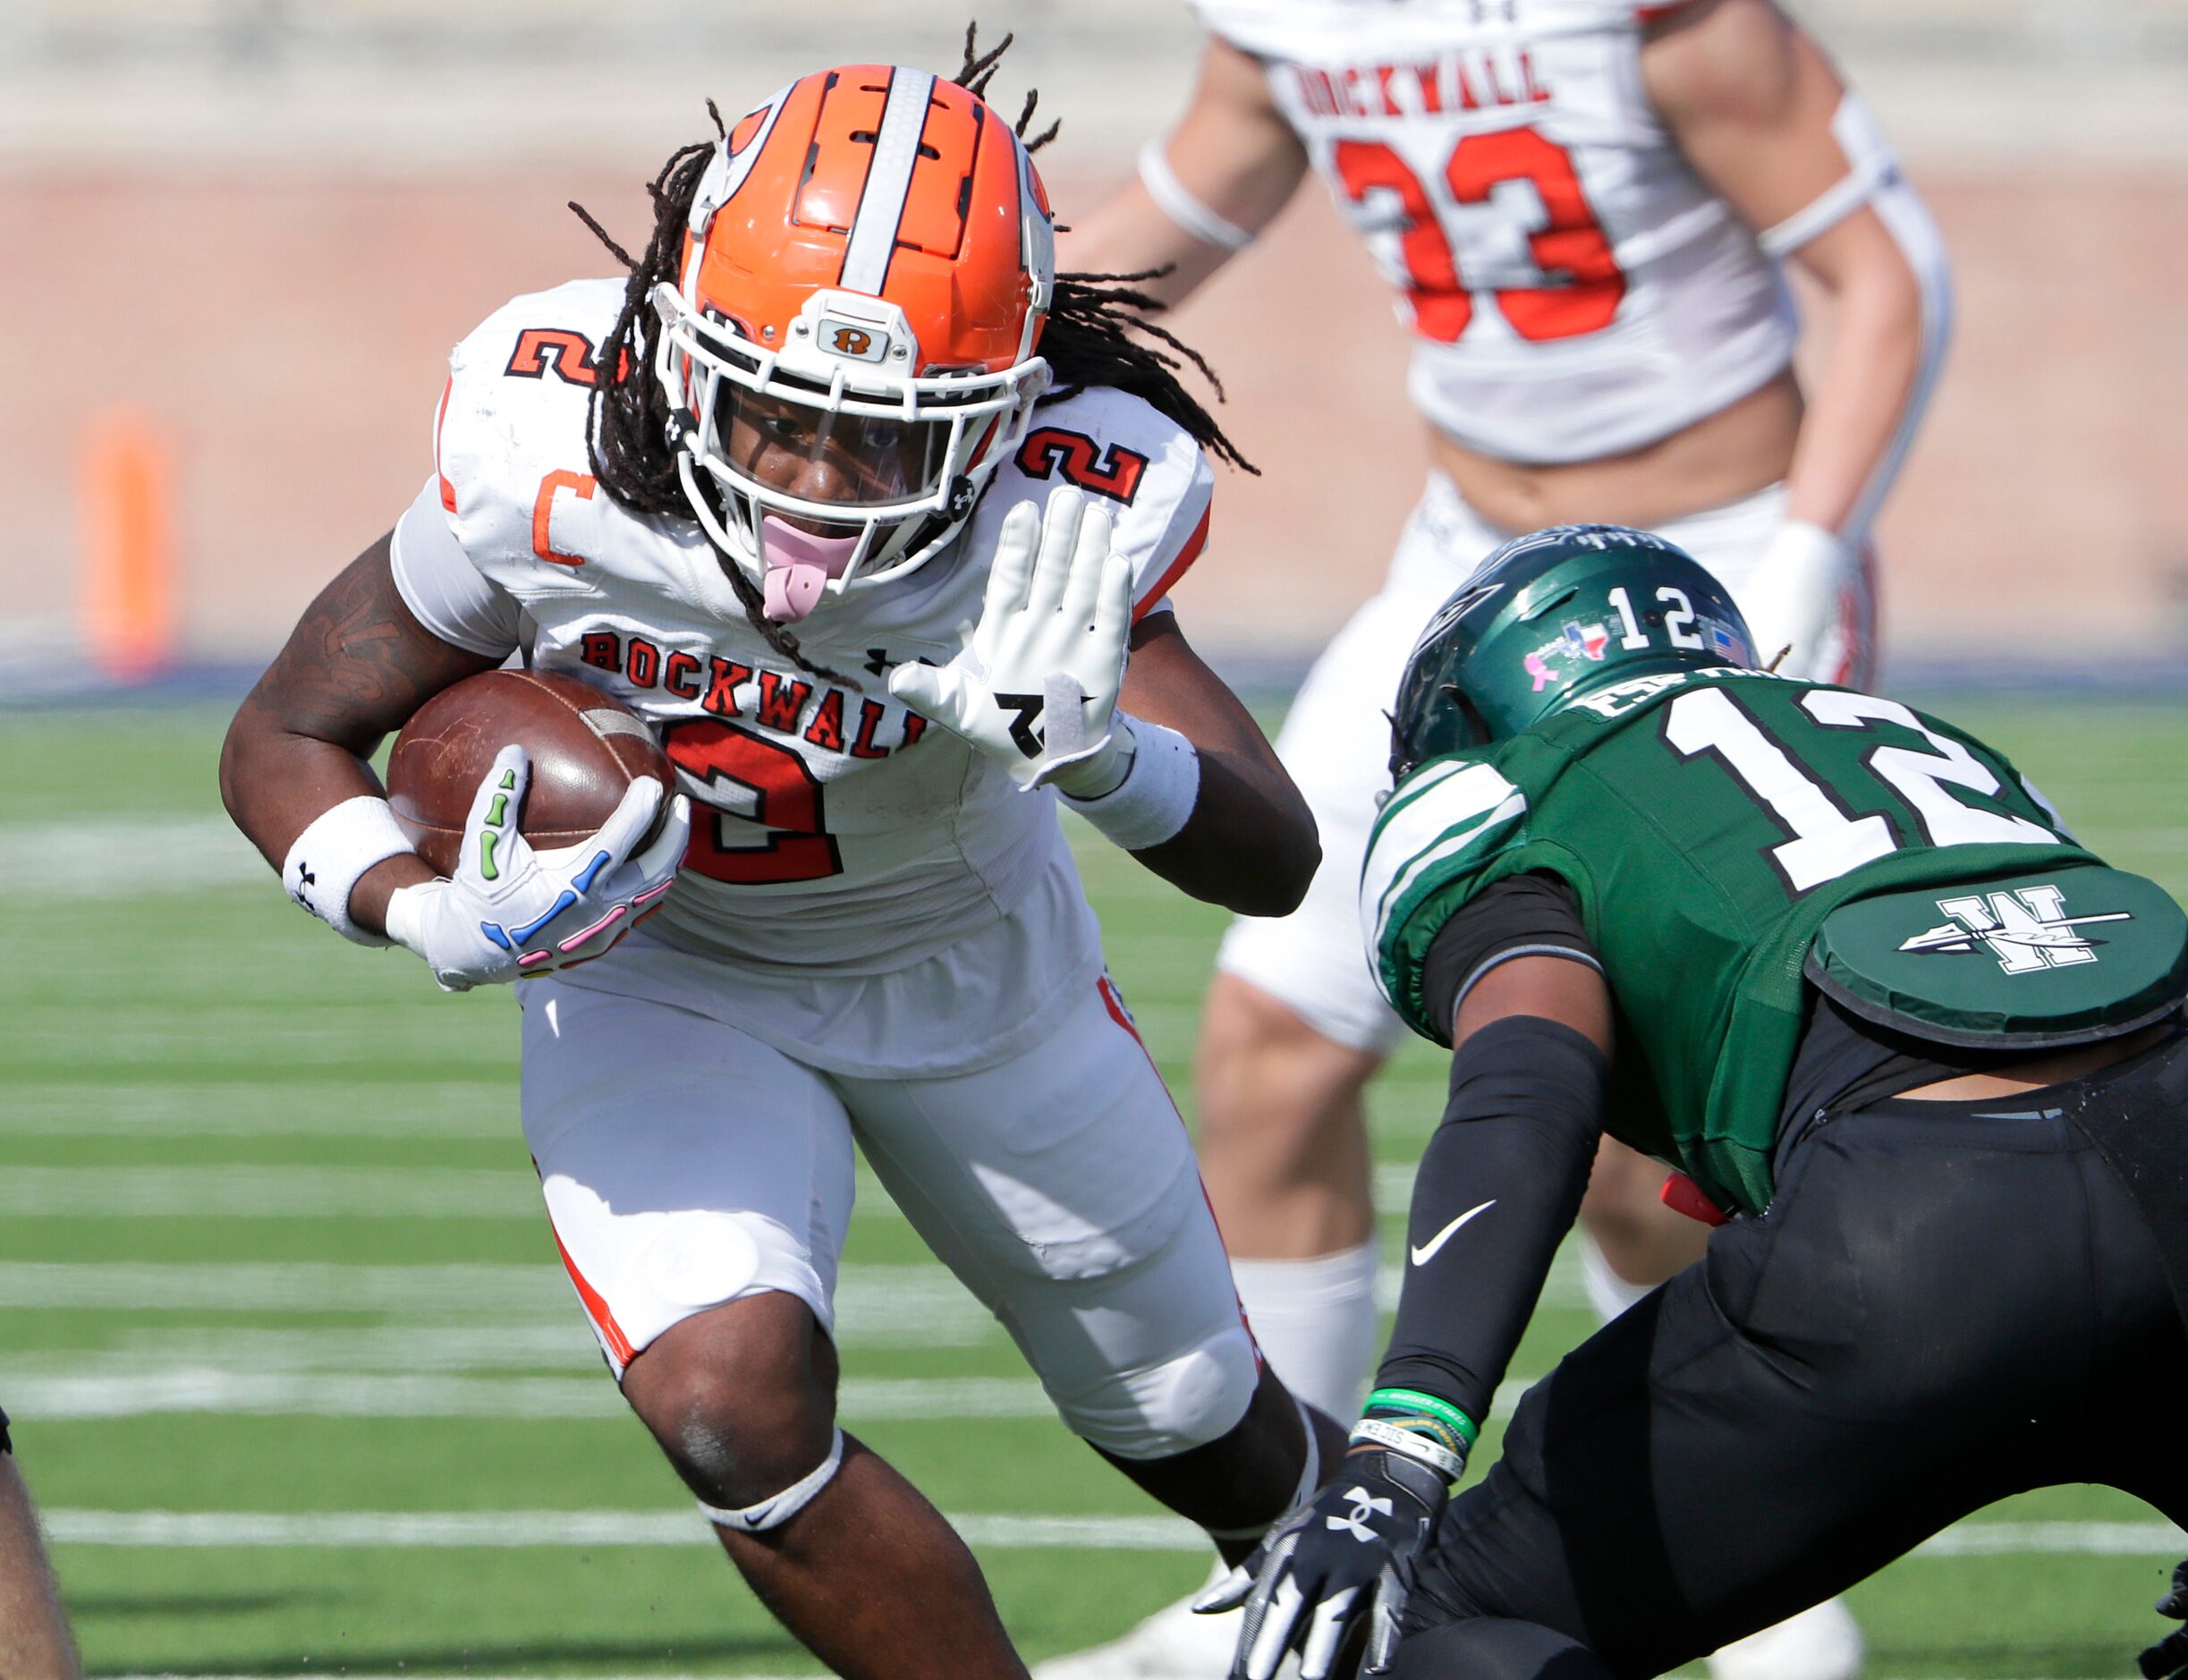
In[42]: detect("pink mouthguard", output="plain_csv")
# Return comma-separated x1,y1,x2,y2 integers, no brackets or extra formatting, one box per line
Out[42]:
759,515,861,623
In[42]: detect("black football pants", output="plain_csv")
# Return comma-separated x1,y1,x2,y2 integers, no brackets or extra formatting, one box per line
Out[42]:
1396,1031,2188,1679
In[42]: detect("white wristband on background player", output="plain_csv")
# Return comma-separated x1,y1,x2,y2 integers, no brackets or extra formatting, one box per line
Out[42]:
1057,713,1200,850
283,795,417,947
886,487,1134,794
384,744,689,993
1138,140,1257,252
1740,520,1855,679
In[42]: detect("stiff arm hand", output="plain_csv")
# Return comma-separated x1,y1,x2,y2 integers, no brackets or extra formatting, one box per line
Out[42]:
887,487,1136,798
386,745,689,991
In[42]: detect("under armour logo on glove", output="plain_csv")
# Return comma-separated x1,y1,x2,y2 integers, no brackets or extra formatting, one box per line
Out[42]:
1199,1449,1449,1680
1327,1487,1394,1543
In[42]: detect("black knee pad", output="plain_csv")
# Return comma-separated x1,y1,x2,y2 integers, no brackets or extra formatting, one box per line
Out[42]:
1387,1618,1618,1680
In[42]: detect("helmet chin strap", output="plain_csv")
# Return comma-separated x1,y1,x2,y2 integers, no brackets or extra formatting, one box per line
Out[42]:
759,514,862,623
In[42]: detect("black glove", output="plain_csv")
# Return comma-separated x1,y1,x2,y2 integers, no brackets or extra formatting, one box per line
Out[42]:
1195,1446,1448,1680
2140,1557,2188,1678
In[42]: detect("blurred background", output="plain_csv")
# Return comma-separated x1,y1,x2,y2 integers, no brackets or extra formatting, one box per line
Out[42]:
4,0,2187,693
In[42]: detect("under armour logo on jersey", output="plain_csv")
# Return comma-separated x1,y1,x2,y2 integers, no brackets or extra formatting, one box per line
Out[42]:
1900,885,2131,975
1327,1487,1394,1543
864,648,892,676
995,692,1045,758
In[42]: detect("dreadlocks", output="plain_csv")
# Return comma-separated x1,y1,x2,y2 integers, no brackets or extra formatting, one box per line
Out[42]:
571,26,1252,678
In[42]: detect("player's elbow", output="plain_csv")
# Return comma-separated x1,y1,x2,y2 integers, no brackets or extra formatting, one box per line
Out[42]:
1231,812,1320,918
1272,820,1322,915
217,698,262,832
1836,194,1955,369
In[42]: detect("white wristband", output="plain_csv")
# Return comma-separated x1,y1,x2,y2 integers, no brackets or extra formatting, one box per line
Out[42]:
1058,713,1200,851
282,795,418,947
1138,140,1257,253
1350,1417,1468,1482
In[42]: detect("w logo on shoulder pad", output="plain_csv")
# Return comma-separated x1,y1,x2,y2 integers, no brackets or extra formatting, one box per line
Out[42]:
1900,885,2130,974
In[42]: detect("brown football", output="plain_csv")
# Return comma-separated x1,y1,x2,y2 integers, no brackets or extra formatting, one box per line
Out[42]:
386,669,674,876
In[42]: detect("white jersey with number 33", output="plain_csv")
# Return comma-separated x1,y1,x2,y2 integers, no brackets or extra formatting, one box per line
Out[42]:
1188,0,1795,462
400,278,1215,982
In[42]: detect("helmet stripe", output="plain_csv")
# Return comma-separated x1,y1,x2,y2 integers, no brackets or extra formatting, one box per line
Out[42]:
1014,132,1056,358
839,68,936,297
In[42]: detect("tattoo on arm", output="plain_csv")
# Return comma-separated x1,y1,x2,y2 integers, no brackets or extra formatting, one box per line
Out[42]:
246,535,500,756
222,534,502,868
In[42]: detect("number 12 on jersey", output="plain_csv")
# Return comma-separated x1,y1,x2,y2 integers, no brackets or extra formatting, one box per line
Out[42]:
1663,687,2059,895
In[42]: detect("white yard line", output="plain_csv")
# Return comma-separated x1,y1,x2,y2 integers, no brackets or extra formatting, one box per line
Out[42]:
0,1259,940,1316
45,1506,2183,1559
0,1260,571,1313
0,1164,916,1221
44,1507,1201,1550
8,1370,1052,1421
0,1260,997,1346
1,1366,1555,1422
0,1082,517,1138
0,817,265,898
1912,1520,2188,1557
0,1167,546,1219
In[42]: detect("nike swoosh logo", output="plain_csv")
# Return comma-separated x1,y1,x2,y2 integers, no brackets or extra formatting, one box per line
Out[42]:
1410,1200,1497,1267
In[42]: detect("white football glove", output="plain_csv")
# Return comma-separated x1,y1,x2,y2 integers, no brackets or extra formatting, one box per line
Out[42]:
886,487,1136,797
1738,520,1857,682
384,745,690,992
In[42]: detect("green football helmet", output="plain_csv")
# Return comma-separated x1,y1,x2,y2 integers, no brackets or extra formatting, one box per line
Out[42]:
1388,523,1757,780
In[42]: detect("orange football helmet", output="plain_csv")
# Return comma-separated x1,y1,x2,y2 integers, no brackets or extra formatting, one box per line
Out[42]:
651,65,1057,621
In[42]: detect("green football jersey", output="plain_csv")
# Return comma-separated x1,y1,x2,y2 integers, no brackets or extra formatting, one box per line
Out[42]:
1361,668,2102,1216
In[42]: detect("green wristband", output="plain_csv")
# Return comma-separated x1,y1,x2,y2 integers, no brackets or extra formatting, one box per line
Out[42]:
1364,1387,1480,1447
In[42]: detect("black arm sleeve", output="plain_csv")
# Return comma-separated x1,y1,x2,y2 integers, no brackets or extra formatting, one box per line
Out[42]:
1418,872,1600,1045
1373,1014,1608,1430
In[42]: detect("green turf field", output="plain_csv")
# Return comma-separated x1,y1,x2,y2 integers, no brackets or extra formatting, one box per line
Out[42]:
4,697,2186,1678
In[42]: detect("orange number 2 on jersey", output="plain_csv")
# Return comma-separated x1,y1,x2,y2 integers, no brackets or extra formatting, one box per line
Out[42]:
663,720,845,887
1331,128,1626,344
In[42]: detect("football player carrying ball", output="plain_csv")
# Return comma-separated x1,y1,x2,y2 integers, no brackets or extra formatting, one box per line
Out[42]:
221,39,1343,1680
1211,524,2188,1679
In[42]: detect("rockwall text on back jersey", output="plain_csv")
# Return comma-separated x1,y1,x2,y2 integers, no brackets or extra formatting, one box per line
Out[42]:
1189,0,1794,462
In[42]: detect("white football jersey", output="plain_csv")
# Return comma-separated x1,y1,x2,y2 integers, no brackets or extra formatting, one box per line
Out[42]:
416,278,1214,977
1188,0,1796,462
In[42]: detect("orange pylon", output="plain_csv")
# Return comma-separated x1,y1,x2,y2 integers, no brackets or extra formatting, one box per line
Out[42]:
80,410,176,683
